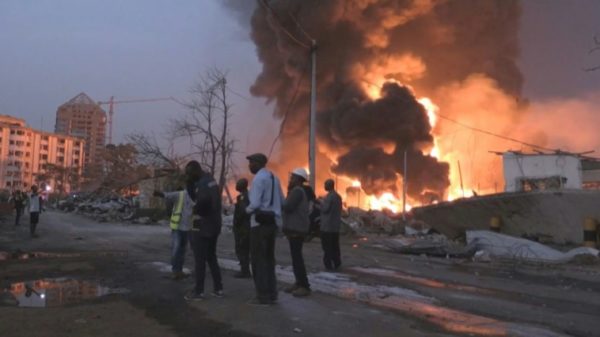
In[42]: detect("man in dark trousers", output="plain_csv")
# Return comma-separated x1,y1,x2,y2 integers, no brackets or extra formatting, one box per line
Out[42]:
10,190,26,226
245,153,284,305
27,185,43,238
320,179,343,270
184,160,223,301
233,178,252,278
282,168,311,297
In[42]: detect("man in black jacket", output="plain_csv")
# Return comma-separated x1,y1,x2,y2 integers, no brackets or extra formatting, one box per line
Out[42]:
233,178,251,278
184,161,223,301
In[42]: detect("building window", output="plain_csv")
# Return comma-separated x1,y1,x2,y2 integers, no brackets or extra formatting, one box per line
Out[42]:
17,130,24,135
16,140,25,146
42,145,49,151
58,148,65,154
40,154,48,160
9,140,14,145
10,130,15,135
42,135,49,141
58,139,66,144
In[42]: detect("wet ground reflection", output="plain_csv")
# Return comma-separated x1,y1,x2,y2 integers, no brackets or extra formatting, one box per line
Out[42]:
2,278,129,308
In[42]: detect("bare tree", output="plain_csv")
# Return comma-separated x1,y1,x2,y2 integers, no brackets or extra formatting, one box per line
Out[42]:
585,34,600,71
170,68,236,194
126,133,186,171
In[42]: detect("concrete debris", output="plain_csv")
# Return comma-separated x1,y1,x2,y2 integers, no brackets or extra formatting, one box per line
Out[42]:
343,207,403,234
56,194,149,224
466,230,600,264
381,234,476,258
472,250,492,263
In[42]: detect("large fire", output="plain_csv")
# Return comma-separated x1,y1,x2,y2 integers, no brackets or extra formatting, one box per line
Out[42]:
240,0,526,215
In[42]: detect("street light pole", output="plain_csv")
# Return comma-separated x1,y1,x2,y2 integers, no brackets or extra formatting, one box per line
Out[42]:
309,40,317,190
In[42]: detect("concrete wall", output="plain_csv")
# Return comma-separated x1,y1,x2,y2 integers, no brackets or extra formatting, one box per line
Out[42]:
412,190,600,244
503,153,582,192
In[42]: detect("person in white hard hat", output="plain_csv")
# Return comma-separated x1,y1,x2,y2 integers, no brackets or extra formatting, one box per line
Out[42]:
281,167,311,297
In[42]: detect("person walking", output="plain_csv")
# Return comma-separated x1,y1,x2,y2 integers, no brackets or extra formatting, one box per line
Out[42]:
185,161,224,301
282,168,311,297
10,190,26,226
233,178,252,278
320,179,343,271
245,153,284,305
27,185,43,238
153,187,195,280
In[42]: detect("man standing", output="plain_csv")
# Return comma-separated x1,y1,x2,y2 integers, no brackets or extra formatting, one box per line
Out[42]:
233,178,252,278
185,161,223,301
282,168,311,297
320,179,343,270
10,190,25,226
153,187,194,280
245,153,284,305
28,185,43,238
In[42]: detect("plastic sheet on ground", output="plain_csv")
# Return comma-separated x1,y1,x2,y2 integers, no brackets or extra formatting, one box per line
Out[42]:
466,230,600,264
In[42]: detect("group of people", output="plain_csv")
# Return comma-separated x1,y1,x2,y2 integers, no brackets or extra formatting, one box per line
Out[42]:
158,153,343,305
9,185,44,237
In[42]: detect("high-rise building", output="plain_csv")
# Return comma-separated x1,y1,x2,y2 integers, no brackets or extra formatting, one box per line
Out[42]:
0,115,85,191
55,92,106,169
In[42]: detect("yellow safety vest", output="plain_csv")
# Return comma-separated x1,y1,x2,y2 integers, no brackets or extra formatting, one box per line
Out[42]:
169,191,185,230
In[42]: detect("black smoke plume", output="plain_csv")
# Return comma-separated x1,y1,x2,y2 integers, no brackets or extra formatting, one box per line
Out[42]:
224,0,522,200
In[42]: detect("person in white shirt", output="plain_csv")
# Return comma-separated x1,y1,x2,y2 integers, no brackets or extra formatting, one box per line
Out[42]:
245,153,284,305
27,185,43,238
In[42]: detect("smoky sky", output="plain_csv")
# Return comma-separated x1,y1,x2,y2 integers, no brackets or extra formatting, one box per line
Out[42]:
227,0,522,200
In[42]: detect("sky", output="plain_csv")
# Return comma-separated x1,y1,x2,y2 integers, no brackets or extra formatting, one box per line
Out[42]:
1,0,599,161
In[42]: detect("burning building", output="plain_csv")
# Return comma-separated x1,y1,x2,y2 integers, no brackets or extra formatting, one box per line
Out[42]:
227,0,530,211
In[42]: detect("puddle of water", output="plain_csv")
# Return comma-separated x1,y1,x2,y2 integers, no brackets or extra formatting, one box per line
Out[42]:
350,267,493,294
0,251,127,261
217,258,569,337
2,278,129,308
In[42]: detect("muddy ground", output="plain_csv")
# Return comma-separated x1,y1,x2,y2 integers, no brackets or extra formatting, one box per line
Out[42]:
1,210,599,337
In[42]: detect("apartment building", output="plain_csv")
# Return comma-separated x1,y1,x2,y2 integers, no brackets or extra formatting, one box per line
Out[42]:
0,115,85,192
55,92,106,169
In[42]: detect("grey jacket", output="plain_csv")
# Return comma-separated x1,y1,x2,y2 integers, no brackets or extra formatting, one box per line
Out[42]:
320,190,342,233
282,186,309,235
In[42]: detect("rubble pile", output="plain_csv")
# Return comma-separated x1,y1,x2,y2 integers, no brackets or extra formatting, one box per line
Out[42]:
57,194,141,224
342,207,404,235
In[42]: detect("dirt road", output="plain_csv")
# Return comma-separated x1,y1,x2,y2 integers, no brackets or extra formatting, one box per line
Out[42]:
1,210,599,337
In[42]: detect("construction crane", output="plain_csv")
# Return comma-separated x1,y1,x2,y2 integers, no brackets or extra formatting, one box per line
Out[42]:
97,96,177,144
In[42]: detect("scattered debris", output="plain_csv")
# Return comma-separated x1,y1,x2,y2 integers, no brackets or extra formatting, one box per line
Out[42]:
381,234,475,258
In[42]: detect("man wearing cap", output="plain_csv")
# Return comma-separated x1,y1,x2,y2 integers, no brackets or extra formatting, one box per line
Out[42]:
282,168,311,297
320,179,343,270
245,153,285,305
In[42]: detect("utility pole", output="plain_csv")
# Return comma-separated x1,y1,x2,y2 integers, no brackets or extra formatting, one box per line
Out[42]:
402,150,408,221
309,40,317,190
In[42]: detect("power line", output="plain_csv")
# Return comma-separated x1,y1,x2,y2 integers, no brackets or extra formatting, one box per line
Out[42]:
361,79,558,152
268,66,308,157
434,113,559,153
259,0,311,50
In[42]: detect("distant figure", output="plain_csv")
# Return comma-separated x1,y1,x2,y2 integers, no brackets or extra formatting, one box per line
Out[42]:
185,160,224,301
233,178,252,278
28,185,43,238
282,168,311,297
153,185,195,280
320,179,343,271
245,153,284,305
9,190,26,226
